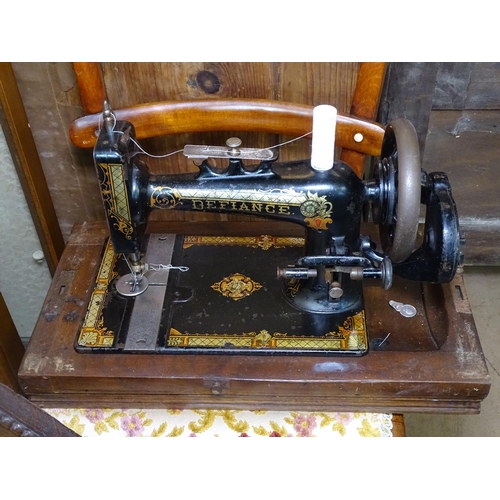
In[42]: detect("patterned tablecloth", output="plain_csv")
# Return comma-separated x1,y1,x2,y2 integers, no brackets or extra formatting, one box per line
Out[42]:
43,408,395,437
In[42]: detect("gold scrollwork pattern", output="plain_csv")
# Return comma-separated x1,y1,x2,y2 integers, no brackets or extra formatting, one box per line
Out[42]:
149,186,181,209
77,239,118,347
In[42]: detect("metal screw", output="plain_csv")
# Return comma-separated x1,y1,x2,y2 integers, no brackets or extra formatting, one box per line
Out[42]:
226,137,242,156
211,382,223,395
353,132,364,143
329,281,343,299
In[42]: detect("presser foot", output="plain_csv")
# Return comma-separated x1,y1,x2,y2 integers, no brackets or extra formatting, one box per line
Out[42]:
115,273,149,296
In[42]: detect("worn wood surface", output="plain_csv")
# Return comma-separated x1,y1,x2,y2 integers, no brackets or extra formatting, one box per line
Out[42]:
0,63,65,275
0,293,79,436
422,110,500,265
391,414,406,437
18,222,490,413
465,62,500,109
378,62,438,155
432,63,474,110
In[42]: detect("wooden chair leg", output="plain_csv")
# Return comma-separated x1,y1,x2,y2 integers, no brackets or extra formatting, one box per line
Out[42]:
340,62,387,177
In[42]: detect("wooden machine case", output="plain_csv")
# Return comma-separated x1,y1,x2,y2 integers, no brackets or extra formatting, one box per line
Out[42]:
18,222,490,413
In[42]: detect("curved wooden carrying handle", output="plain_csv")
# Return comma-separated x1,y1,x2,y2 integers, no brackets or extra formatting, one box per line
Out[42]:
69,98,385,157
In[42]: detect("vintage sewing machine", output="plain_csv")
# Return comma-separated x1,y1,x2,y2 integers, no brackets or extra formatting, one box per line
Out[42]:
75,103,462,357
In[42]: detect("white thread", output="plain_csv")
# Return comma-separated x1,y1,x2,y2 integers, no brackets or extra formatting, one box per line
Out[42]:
265,131,312,150
128,137,183,159
147,263,189,272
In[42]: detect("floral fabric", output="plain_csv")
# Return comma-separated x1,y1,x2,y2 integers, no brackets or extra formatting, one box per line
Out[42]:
43,408,394,437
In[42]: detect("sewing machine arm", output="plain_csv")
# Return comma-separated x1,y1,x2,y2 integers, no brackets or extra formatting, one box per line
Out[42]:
93,117,461,310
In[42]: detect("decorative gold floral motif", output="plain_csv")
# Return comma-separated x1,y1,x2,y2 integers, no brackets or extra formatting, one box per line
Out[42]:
303,216,334,230
300,192,333,230
299,192,333,218
336,311,367,350
211,273,263,301
254,330,272,347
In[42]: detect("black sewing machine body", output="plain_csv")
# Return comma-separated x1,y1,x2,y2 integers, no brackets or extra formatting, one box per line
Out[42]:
76,118,461,356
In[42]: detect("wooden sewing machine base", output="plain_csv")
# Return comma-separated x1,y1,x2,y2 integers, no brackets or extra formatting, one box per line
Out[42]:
18,222,491,413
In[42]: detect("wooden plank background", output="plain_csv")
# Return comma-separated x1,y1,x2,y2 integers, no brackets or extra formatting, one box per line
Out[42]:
380,62,500,265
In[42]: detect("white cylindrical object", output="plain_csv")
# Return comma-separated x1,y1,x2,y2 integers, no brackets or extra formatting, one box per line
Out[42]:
311,104,337,171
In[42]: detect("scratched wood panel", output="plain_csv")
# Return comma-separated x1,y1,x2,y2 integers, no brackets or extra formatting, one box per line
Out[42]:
421,110,500,265
465,62,500,109
11,62,104,240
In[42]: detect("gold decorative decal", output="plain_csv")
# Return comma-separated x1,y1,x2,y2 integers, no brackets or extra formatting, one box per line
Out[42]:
150,186,333,230
336,310,367,350
211,273,262,301
286,278,301,298
300,192,333,230
168,310,367,351
150,186,181,209
304,216,334,230
299,192,333,218
183,235,305,250
77,239,118,347
99,163,134,239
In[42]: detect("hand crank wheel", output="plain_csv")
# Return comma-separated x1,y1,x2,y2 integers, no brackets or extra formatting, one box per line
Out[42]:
378,118,421,263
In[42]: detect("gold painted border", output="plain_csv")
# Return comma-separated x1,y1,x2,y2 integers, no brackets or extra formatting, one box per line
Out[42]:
183,235,305,250
77,239,118,347
168,311,367,351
